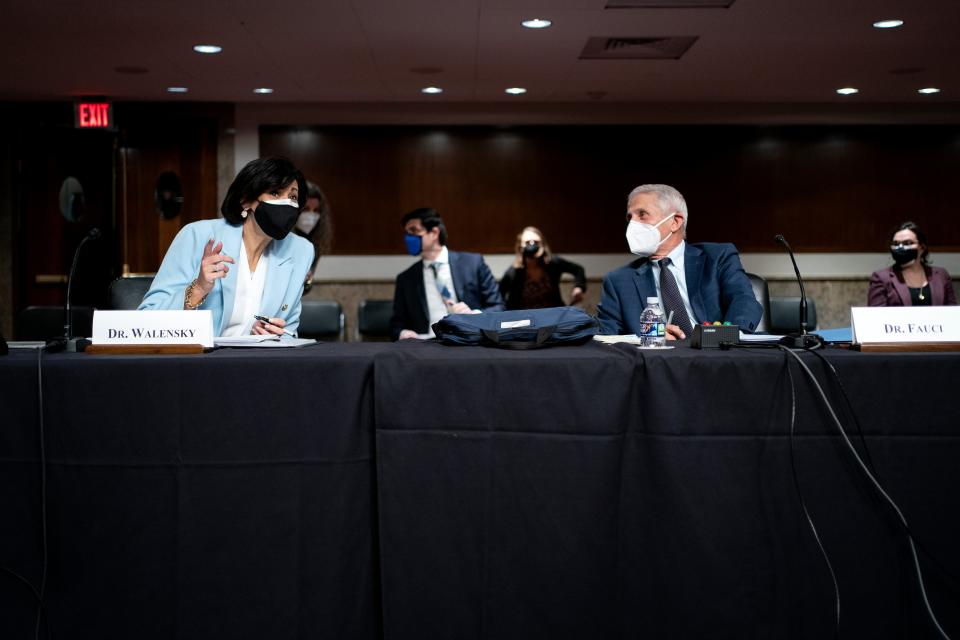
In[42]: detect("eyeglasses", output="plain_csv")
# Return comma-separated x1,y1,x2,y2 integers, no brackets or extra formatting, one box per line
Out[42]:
890,241,918,250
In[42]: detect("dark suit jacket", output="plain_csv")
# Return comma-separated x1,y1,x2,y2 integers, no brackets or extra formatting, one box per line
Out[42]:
390,250,505,340
499,256,587,310
868,265,957,306
597,242,763,335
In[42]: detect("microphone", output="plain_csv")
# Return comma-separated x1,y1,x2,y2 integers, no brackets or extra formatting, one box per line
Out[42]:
774,234,823,349
54,227,101,352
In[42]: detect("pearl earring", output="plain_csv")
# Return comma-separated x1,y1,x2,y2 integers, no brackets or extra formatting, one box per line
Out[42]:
241,209,249,219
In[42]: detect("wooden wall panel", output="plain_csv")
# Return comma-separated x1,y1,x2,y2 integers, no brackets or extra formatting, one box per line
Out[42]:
261,125,960,255
117,105,221,274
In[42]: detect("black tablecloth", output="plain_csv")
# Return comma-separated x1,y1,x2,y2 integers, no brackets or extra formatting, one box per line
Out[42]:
3,342,958,639
374,342,960,640
1,344,385,639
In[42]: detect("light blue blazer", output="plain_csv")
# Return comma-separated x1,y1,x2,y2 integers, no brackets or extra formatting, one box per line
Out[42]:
138,218,314,336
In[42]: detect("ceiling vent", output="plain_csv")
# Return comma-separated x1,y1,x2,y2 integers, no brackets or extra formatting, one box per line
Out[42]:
580,36,698,60
606,0,735,7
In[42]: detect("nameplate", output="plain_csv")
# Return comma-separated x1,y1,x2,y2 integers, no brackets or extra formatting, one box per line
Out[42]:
92,310,214,348
851,306,960,344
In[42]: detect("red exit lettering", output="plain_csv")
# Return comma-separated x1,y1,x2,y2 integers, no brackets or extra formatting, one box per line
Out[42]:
76,103,111,128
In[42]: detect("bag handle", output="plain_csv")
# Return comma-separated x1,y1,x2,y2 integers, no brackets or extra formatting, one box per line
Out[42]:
481,325,557,349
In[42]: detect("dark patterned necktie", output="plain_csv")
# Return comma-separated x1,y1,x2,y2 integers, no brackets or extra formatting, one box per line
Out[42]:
658,257,693,335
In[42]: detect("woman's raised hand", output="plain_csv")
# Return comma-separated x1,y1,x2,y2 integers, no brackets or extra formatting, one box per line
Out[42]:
198,239,235,293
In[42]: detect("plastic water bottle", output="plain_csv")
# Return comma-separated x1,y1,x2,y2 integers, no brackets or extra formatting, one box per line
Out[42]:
638,297,666,347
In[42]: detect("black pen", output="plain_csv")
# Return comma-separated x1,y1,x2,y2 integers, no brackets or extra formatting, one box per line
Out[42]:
254,315,294,336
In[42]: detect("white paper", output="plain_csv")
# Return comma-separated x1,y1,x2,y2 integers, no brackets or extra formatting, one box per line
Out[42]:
214,336,316,348
214,334,280,346
738,332,785,343
593,334,644,344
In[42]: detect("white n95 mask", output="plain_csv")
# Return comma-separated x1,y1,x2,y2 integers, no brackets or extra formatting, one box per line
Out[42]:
296,211,321,234
625,214,676,257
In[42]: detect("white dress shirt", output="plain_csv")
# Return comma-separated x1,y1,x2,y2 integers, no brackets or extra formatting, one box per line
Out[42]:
222,240,270,337
650,240,698,325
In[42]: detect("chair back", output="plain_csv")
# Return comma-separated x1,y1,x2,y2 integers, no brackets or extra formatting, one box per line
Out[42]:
357,299,393,341
298,299,344,340
108,276,154,310
769,297,818,334
745,272,771,334
15,306,95,341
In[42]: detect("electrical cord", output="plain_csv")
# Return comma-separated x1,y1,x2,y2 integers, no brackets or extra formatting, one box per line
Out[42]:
3,347,52,639
36,345,49,640
780,346,952,640
780,349,841,638
807,349,960,597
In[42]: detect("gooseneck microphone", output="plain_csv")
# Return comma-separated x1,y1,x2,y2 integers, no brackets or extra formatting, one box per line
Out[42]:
55,227,101,352
774,234,823,349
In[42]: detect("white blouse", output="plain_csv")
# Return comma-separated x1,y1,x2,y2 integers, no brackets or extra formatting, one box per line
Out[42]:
221,240,270,337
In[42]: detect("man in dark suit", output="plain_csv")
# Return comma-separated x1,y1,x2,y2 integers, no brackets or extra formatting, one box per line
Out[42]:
597,184,762,337
391,208,504,340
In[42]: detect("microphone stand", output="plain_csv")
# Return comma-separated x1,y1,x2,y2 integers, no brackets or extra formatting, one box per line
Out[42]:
774,234,823,350
49,228,101,352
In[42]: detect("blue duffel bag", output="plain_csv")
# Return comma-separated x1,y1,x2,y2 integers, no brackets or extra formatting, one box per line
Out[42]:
432,306,599,348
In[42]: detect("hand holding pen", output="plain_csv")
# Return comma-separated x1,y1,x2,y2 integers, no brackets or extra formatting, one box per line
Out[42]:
664,309,686,341
253,315,294,336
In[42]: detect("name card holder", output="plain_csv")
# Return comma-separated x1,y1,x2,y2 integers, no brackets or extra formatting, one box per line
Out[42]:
850,306,960,352
87,310,214,355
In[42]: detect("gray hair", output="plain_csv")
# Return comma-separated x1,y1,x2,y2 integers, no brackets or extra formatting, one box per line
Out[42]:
627,184,688,232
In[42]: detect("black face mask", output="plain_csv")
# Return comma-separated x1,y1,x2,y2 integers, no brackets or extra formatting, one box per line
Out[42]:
890,247,919,266
253,200,299,240
522,242,541,258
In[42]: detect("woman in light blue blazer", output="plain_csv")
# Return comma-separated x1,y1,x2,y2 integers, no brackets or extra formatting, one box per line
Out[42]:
139,157,314,336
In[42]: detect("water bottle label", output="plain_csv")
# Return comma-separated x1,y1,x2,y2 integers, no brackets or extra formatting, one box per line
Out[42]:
639,320,665,338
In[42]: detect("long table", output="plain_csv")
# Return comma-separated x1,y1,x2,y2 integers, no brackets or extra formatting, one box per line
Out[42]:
1,345,384,639
2,342,958,639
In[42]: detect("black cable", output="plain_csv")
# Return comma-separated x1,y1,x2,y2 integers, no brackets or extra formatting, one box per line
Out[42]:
806,350,875,471
781,346,952,640
0,348,52,640
808,349,960,596
780,349,841,638
36,346,49,640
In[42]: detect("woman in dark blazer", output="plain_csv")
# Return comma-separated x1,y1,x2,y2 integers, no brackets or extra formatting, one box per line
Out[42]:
499,226,587,310
868,221,957,307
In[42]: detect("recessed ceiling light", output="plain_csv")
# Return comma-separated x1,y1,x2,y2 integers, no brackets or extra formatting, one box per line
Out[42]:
836,87,859,95
872,19,904,29
166,87,189,94
505,87,527,95
918,87,941,94
521,18,552,29
421,86,443,94
253,87,274,94
193,44,223,54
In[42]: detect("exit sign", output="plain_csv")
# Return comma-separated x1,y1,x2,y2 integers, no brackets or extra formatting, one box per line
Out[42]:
74,101,113,129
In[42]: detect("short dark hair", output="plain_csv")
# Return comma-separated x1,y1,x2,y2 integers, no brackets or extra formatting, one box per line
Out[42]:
220,157,307,225
891,220,930,265
401,207,447,245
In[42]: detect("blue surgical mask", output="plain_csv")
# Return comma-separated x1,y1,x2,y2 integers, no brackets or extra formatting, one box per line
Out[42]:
405,234,422,256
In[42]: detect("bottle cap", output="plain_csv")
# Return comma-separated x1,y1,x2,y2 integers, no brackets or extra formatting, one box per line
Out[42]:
646,297,659,305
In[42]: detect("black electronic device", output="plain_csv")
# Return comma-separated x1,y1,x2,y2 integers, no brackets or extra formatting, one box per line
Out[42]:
773,234,824,349
690,322,739,349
